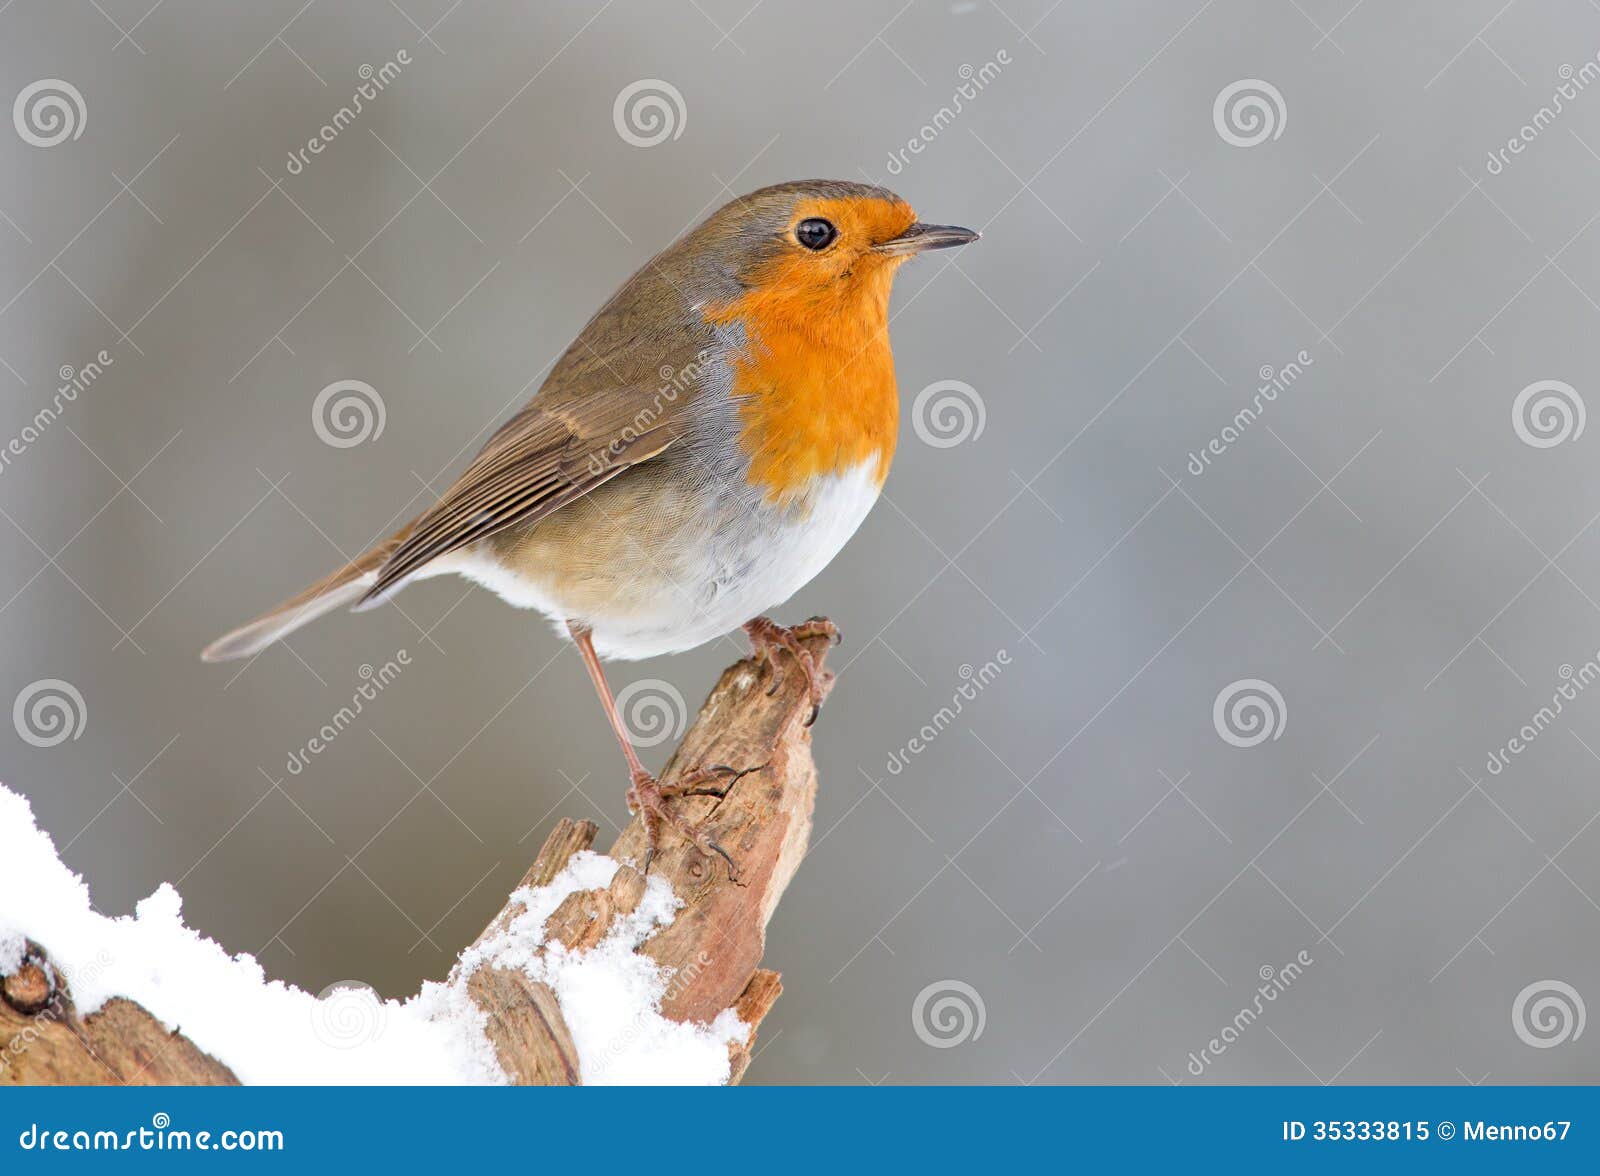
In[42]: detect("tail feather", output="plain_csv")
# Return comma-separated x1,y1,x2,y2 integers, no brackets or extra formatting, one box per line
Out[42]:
200,525,412,662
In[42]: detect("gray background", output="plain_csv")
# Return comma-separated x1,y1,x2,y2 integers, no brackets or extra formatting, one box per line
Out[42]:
2,0,1598,1084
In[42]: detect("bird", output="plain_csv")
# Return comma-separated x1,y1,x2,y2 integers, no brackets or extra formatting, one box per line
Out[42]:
203,178,978,870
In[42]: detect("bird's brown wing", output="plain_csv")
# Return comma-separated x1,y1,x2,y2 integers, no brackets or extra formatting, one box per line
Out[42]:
359,386,683,605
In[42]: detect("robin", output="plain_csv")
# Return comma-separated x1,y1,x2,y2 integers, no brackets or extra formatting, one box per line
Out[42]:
203,179,978,869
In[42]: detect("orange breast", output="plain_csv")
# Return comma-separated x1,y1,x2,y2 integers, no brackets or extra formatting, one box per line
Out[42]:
707,266,899,505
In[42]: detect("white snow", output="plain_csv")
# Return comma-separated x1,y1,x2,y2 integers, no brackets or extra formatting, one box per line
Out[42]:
0,781,745,1085
458,851,747,1085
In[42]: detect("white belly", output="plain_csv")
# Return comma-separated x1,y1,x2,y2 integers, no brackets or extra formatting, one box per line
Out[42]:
441,460,883,660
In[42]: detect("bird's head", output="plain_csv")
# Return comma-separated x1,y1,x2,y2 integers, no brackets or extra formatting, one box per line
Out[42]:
690,180,978,338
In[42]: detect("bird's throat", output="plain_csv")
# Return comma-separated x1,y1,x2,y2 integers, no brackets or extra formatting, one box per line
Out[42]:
708,282,899,506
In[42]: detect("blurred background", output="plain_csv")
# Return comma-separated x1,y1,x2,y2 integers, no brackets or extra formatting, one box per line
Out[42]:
4,0,1600,1083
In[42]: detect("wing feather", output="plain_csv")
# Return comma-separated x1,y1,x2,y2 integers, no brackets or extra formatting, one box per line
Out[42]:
359,394,681,603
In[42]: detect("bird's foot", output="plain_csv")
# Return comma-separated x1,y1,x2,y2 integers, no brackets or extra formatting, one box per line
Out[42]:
627,762,755,880
744,615,838,726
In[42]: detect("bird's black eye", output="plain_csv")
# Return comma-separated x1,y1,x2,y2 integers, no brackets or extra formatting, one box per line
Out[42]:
795,217,837,251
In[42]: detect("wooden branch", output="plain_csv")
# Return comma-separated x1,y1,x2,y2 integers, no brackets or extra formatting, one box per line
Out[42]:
1,942,238,1085
458,629,831,1083
1,632,830,1086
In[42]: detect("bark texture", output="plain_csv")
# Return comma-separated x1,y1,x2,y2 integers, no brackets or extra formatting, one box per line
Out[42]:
1,633,830,1085
460,629,830,1082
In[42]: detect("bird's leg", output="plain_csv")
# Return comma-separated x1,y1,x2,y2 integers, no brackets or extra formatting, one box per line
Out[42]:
744,615,838,726
566,621,740,878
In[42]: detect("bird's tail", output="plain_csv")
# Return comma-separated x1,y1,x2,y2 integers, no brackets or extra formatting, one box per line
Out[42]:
199,523,413,662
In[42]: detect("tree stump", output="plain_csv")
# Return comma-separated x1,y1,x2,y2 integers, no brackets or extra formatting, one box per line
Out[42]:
1,631,831,1085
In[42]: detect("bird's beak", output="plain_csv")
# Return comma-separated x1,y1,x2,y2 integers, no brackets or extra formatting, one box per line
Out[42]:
875,222,981,257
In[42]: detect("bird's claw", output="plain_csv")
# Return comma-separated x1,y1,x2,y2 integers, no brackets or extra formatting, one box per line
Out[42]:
627,764,746,881
745,615,835,725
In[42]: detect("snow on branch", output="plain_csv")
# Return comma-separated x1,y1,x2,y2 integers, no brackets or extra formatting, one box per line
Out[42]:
1,633,830,1085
